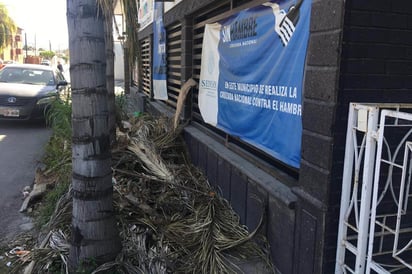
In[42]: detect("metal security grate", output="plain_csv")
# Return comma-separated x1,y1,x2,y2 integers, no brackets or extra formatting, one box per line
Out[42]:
335,103,412,274
164,20,182,109
190,1,298,176
137,0,300,176
140,37,152,97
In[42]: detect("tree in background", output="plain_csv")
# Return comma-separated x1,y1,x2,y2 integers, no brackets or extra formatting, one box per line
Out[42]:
0,3,17,52
39,50,56,60
66,0,121,271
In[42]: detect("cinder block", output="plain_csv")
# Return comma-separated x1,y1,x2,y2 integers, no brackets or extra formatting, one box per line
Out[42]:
246,182,268,234
217,156,231,200
301,132,333,170
391,0,412,15
267,196,296,274
207,149,218,187
230,169,247,223
299,162,330,203
310,0,344,32
304,67,339,102
343,59,385,74
307,31,342,67
350,0,387,12
302,101,336,136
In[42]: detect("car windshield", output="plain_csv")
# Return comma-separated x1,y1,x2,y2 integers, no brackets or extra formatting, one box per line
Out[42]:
0,67,55,86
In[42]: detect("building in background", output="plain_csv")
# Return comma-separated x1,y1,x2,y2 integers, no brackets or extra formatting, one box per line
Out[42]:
114,0,125,81
132,1,412,273
0,27,23,63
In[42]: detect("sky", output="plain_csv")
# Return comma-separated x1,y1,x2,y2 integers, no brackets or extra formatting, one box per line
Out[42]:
0,0,68,50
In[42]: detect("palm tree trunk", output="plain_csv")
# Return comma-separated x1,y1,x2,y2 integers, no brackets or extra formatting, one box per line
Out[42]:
67,0,121,271
100,0,116,145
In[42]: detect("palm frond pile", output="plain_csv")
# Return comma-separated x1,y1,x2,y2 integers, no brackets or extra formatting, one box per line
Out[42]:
110,114,274,274
8,230,70,274
10,113,274,274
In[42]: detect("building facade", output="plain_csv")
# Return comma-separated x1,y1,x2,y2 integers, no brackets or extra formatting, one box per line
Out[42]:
133,1,412,273
0,27,23,64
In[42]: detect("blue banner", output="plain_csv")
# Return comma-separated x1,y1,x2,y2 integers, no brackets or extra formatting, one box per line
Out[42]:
152,1,168,100
199,0,311,168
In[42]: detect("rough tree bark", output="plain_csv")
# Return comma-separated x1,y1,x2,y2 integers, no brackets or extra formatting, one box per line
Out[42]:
100,0,117,145
67,0,121,271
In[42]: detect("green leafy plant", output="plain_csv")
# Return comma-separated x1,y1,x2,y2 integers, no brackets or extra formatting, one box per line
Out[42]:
36,179,70,228
43,93,72,174
35,93,72,228
45,92,72,138
115,92,129,123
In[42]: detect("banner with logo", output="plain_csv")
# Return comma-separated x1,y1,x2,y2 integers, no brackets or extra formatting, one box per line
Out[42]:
199,0,311,168
152,1,168,100
138,0,154,30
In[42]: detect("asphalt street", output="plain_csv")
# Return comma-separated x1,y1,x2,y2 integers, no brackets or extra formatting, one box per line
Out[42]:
0,121,51,244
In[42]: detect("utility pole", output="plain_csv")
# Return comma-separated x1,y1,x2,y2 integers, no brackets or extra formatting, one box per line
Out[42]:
25,32,28,63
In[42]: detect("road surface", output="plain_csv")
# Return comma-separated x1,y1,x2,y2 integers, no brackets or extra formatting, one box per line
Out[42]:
0,121,51,244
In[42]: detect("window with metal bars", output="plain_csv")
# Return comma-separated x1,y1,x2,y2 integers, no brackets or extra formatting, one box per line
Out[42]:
164,21,183,109
137,0,300,178
190,1,299,178
140,37,152,97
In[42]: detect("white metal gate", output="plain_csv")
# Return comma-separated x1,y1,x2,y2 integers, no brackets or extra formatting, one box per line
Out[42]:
335,103,412,274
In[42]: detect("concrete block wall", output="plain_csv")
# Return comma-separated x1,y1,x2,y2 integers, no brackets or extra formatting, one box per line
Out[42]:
138,0,348,272
183,125,298,274
135,0,410,273
327,0,412,272
340,0,412,102
294,0,345,273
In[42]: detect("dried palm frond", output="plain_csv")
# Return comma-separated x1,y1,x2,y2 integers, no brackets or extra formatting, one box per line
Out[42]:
11,230,70,274
45,185,73,233
173,78,198,130
7,184,72,273
127,137,174,182
13,113,273,274
111,114,274,274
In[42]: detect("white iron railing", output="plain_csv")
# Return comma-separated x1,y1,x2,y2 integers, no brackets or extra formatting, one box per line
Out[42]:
335,103,412,274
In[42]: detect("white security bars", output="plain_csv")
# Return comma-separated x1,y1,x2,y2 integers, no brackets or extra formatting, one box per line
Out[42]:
336,103,412,274
335,103,379,274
